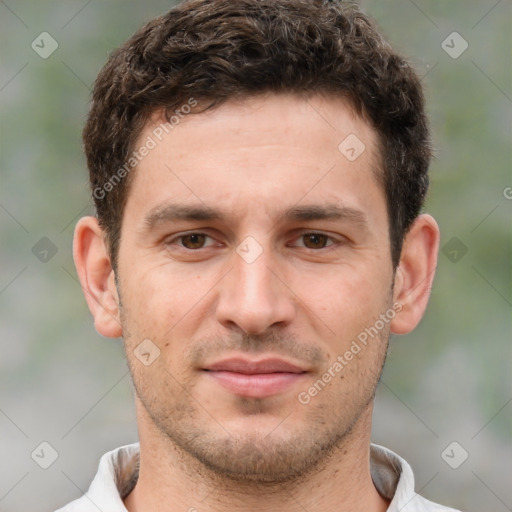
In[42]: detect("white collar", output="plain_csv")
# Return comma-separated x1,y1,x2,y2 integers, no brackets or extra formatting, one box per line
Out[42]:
56,442,460,511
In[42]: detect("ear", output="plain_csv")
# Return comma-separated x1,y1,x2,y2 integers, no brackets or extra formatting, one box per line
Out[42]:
390,214,440,335
73,216,123,338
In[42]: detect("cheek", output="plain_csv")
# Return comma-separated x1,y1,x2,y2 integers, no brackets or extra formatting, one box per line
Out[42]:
300,264,392,343
124,264,195,312
119,265,215,351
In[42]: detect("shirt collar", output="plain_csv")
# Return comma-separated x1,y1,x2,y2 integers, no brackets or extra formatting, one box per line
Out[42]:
57,442,455,512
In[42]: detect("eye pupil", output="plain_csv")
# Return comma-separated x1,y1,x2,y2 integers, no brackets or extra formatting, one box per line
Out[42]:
182,233,206,249
303,233,328,249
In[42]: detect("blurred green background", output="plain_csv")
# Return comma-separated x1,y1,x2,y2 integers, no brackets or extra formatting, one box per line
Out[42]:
0,1,510,511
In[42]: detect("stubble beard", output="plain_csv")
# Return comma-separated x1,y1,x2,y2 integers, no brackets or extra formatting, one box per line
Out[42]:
123,326,390,486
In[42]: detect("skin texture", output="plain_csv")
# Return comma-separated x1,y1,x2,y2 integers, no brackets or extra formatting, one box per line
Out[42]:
74,93,439,511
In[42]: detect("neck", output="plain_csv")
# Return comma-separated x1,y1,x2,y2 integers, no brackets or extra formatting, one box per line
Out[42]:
124,401,389,512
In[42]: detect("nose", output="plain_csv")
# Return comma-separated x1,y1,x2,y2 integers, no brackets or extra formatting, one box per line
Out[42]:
215,244,296,335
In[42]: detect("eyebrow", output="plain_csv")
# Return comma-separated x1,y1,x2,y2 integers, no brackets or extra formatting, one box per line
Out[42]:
142,204,222,231
281,204,368,225
141,203,369,232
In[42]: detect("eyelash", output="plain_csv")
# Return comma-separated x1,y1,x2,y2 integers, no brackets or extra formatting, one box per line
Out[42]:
166,231,342,250
169,232,218,249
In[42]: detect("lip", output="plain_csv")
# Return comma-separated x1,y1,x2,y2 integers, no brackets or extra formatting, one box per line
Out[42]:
205,357,306,374
203,357,308,398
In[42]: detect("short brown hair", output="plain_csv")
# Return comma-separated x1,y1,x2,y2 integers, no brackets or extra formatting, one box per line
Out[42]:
83,0,431,269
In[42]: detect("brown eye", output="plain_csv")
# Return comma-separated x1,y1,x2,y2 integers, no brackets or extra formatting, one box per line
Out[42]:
181,233,207,249
302,233,330,249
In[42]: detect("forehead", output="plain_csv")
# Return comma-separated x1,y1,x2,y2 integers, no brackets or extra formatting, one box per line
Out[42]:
145,93,378,162
123,93,384,227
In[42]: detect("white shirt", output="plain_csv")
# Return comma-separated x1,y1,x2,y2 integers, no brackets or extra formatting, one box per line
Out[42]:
55,443,461,511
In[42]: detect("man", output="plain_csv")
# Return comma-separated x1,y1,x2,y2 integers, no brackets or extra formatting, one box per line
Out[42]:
57,0,460,510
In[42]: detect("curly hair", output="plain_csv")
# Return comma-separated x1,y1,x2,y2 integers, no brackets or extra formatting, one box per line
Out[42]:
83,0,431,269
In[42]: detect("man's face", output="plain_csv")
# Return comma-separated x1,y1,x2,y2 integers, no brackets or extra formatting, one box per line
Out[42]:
116,93,396,482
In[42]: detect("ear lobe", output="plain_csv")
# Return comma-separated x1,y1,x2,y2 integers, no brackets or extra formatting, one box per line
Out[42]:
390,214,440,335
73,216,123,338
